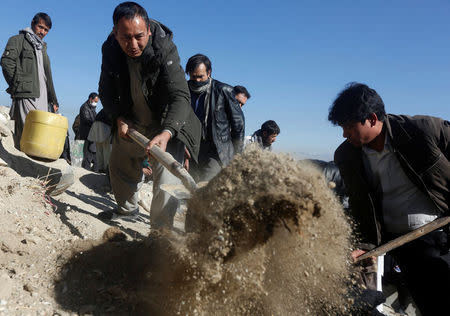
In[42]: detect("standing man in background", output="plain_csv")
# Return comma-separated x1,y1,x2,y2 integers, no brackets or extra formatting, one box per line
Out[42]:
233,85,251,108
98,2,201,228
1,12,58,149
185,54,245,181
79,92,99,171
87,108,112,175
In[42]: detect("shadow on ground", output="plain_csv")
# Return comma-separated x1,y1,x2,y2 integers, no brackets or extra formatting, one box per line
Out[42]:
53,234,184,316
79,173,111,195
0,140,74,195
51,192,149,240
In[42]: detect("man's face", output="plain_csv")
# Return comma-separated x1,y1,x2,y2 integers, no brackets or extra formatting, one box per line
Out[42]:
340,120,374,147
114,16,150,58
235,93,248,107
189,63,211,82
32,19,50,40
262,132,278,146
90,96,99,105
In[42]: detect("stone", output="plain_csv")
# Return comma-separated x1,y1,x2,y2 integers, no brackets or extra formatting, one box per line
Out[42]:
0,157,7,166
0,130,74,196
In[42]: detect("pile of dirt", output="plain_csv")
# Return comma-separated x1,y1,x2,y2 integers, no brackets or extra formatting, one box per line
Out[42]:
0,147,152,315
53,148,354,315
0,167,78,315
179,147,354,315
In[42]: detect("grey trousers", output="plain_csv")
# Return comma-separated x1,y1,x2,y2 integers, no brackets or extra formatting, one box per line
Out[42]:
189,156,222,182
109,132,184,228
82,140,97,171
95,140,112,172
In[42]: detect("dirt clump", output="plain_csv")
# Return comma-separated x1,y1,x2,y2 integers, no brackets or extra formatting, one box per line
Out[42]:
102,227,127,242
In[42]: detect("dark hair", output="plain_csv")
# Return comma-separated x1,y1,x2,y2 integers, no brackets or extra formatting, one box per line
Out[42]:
233,85,251,99
88,92,99,100
113,2,150,27
185,54,212,75
31,12,52,29
261,120,280,135
328,82,386,126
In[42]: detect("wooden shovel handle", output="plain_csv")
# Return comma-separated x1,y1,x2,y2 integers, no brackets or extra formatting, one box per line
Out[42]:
127,128,198,194
356,216,450,262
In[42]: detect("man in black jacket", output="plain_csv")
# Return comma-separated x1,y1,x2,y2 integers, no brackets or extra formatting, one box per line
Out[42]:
98,2,201,228
185,54,245,181
79,92,98,171
329,82,450,316
233,85,251,108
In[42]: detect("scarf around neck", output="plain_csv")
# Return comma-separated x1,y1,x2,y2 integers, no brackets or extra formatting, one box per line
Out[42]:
22,27,44,50
188,77,211,94
188,78,212,140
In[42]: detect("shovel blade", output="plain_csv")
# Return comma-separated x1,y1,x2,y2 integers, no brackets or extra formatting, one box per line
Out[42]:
160,181,208,200
160,183,192,200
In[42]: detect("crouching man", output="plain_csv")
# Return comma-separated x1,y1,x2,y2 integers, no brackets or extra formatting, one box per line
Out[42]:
329,82,450,316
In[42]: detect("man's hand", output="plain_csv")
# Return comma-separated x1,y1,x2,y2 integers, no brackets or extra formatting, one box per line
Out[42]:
184,147,191,171
146,130,171,153
117,118,130,139
143,166,152,176
351,249,376,265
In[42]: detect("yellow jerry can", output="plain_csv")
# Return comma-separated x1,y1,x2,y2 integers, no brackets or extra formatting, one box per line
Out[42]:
20,110,68,160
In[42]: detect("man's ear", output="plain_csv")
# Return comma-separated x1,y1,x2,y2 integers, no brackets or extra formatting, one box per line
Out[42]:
368,113,379,127
148,25,151,36
262,131,267,137
113,26,117,38
207,70,211,78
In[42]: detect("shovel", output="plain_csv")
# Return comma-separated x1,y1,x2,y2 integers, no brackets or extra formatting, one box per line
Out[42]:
356,215,450,262
127,128,198,196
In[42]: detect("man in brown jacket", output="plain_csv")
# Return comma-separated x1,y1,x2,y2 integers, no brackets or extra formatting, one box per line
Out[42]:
329,82,450,316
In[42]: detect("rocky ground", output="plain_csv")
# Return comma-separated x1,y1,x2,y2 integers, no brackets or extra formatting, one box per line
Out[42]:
0,161,160,315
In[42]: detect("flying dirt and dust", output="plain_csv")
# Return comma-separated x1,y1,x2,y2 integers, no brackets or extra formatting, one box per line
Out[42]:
55,148,355,315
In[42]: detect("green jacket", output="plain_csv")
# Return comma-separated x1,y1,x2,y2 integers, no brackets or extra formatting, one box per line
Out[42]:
1,31,58,104
98,19,201,160
335,114,450,245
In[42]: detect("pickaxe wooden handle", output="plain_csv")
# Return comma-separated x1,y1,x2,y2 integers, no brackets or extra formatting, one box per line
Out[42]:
356,216,450,262
127,128,198,194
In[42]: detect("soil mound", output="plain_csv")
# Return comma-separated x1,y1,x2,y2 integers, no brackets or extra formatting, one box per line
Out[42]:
180,147,353,315
55,148,353,315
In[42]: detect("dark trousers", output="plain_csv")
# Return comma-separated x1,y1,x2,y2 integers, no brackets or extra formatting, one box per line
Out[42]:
60,134,71,164
391,230,450,316
82,140,97,171
189,140,222,182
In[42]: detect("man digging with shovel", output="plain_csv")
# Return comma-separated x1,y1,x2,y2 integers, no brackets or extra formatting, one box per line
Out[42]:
98,2,201,228
329,82,450,316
